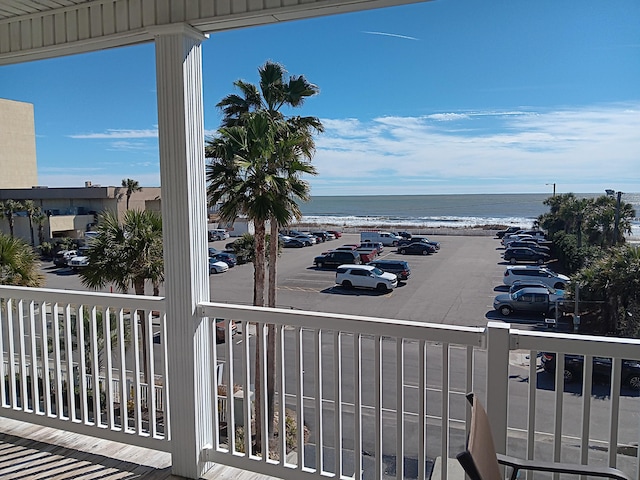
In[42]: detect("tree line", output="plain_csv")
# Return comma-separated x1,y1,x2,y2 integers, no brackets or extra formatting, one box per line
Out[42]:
536,192,639,337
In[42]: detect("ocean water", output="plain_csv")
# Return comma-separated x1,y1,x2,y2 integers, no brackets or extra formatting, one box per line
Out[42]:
298,193,640,235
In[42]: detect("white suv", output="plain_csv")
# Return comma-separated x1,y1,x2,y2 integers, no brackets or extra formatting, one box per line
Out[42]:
503,266,569,290
335,264,398,292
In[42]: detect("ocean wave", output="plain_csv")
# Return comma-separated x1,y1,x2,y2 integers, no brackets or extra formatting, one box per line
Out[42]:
300,214,536,229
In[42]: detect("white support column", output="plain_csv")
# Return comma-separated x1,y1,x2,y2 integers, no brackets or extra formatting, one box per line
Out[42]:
485,321,510,455
152,24,211,479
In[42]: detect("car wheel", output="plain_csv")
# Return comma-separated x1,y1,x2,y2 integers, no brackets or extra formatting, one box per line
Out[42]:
547,308,557,319
563,368,576,383
500,305,512,316
317,262,324,269
537,258,544,265
626,374,640,391
399,248,406,254
376,283,388,292
341,280,353,289
421,249,429,256
509,257,517,264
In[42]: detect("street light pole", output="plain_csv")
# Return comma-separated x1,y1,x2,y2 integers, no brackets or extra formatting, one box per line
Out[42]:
546,183,556,196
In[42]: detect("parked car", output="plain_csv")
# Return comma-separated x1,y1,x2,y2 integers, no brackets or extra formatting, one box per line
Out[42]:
326,230,342,239
493,287,561,317
53,249,78,267
359,240,384,253
335,264,398,292
209,258,229,274
496,226,523,239
392,231,412,240
541,353,640,390
360,231,402,247
367,259,411,280
502,233,545,247
515,229,546,241
398,242,435,255
503,246,550,264
292,234,315,246
399,236,440,250
507,240,550,253
208,229,229,241
509,280,565,301
69,255,89,270
503,266,569,290
314,250,361,269
211,252,237,268
283,238,306,248
311,231,331,242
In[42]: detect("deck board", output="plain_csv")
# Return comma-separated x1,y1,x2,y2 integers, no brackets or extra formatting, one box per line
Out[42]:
0,417,278,480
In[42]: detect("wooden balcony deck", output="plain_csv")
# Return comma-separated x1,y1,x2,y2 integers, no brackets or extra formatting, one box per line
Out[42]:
0,417,277,480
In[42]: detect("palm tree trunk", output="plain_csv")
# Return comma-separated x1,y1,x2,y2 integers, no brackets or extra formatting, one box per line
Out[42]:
253,221,267,453
268,220,278,307
266,219,278,441
28,217,35,246
133,278,149,386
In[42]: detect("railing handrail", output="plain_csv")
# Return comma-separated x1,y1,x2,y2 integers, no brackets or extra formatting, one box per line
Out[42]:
0,285,165,311
199,301,486,345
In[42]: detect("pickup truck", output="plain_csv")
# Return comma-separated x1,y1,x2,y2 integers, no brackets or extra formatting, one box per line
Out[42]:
493,287,566,318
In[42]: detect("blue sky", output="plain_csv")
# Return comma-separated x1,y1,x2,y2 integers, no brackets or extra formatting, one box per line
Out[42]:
1,0,639,196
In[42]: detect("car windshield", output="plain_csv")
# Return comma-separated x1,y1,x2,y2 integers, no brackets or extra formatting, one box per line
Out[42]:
371,267,385,276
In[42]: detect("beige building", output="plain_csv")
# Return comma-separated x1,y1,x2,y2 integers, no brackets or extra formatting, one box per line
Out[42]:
0,185,161,244
0,98,38,188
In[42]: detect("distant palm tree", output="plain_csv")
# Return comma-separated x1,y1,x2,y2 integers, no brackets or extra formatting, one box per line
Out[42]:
0,199,23,238
0,233,44,287
22,200,40,246
32,210,48,246
121,178,142,210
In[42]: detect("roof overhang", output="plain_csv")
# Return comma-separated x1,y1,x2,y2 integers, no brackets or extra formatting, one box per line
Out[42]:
0,0,429,66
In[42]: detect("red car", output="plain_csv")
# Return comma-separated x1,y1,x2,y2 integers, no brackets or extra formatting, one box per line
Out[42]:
327,230,342,238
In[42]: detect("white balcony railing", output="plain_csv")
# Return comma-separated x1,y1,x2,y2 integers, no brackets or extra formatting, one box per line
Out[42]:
2,285,640,479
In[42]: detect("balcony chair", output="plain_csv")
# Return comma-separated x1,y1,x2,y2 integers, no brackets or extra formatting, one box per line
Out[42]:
456,393,632,480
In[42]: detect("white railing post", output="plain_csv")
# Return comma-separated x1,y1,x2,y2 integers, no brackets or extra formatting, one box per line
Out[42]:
153,24,211,480
485,321,511,455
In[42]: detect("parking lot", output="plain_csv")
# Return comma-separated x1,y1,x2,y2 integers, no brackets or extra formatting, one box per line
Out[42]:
41,232,552,329
210,233,513,327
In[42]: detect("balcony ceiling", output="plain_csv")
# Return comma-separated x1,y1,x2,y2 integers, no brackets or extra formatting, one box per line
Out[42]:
0,0,428,65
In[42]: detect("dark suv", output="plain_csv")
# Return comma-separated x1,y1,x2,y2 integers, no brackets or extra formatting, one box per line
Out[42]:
314,250,361,269
541,353,640,390
367,259,411,280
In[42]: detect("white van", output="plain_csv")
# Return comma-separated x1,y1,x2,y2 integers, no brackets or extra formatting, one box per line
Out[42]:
360,231,402,246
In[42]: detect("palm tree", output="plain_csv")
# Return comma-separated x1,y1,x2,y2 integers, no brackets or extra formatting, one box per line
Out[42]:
0,199,23,238
0,233,44,287
121,178,143,210
22,200,40,246
211,61,322,452
32,210,48,246
79,209,163,384
216,61,322,308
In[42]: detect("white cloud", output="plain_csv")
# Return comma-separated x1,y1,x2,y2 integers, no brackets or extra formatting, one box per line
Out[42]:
310,102,640,195
69,128,158,139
